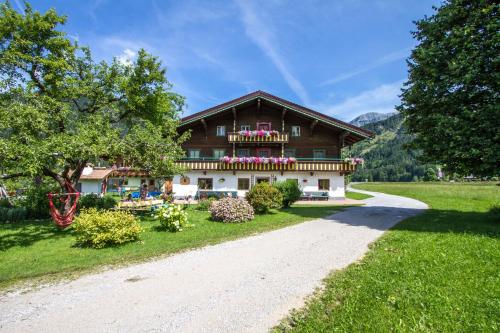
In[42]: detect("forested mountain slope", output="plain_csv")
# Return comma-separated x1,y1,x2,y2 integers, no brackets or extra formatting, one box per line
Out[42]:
347,113,437,181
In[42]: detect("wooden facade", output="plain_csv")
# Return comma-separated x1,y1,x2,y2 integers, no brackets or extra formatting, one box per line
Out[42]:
177,91,372,172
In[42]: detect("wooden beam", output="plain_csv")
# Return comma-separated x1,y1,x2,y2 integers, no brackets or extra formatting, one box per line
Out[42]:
200,118,208,138
281,107,287,120
310,119,318,136
232,107,236,132
257,98,261,112
339,131,349,148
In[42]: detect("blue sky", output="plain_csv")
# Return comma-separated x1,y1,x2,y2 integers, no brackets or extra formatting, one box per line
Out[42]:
17,0,441,121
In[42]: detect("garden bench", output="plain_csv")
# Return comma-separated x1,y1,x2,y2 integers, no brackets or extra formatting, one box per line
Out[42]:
301,191,329,201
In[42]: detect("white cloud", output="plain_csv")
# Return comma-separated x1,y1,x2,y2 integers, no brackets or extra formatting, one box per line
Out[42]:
117,48,136,66
317,80,404,121
320,48,411,86
235,0,311,105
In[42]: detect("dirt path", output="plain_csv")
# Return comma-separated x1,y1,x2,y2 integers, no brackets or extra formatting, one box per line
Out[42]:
0,189,427,333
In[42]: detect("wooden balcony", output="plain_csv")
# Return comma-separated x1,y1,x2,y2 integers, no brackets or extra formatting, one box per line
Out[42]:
227,132,289,143
176,158,356,172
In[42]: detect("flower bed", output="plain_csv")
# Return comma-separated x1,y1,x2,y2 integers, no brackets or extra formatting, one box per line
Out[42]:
237,130,279,137
220,156,296,164
344,157,364,165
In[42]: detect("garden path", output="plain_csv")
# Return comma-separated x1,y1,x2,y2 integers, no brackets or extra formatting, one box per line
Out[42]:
0,188,427,333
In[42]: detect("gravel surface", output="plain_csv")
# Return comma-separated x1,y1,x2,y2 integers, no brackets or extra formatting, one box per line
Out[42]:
0,189,427,333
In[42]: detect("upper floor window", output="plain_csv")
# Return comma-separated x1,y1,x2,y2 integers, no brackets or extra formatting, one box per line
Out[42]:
257,122,271,131
284,148,296,158
237,148,250,157
188,149,200,159
216,126,226,136
240,125,251,131
213,149,225,159
291,126,300,137
257,148,271,158
313,149,326,159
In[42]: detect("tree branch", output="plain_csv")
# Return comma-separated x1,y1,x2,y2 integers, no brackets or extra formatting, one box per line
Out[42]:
0,172,27,180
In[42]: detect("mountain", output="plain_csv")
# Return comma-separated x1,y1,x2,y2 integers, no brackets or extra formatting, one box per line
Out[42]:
349,112,397,127
348,113,438,182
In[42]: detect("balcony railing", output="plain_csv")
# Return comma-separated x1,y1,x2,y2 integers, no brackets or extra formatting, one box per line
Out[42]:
228,131,289,143
176,158,356,172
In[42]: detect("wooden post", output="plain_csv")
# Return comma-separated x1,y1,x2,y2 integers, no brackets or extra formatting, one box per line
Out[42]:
200,118,208,138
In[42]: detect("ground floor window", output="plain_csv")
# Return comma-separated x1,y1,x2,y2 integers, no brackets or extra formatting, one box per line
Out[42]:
318,179,330,191
198,178,213,190
286,178,299,185
256,177,270,184
238,178,250,190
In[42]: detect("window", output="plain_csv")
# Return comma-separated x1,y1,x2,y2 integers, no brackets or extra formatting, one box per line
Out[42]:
256,122,271,131
188,149,200,159
286,178,299,185
198,178,213,190
256,177,270,184
240,125,251,131
291,126,300,137
256,148,271,157
237,148,250,157
216,126,226,136
318,179,330,191
284,148,296,157
213,149,225,158
313,149,326,159
238,178,250,190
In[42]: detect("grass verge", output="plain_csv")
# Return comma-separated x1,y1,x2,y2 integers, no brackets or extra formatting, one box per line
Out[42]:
275,182,499,332
0,204,345,291
345,190,373,200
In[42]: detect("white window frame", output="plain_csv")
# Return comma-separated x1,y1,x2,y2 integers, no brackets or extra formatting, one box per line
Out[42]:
291,126,301,137
240,125,251,131
188,149,200,159
213,149,225,159
216,126,226,136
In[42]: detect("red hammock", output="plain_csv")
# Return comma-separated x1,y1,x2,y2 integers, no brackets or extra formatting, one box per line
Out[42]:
48,181,80,228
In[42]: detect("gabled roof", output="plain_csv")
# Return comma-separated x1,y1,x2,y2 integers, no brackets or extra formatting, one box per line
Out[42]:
180,90,374,139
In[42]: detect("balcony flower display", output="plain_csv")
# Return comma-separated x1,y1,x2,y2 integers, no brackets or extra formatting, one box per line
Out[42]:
237,130,279,137
344,157,364,165
220,156,296,165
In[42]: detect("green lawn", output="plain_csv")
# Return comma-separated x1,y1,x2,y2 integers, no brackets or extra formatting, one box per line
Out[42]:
275,182,499,332
345,190,373,200
0,204,345,290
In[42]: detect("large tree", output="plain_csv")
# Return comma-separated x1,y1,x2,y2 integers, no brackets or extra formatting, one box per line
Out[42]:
0,4,188,206
398,0,499,177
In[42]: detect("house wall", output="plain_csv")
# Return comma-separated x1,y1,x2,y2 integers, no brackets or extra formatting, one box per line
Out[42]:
80,180,102,194
172,171,345,199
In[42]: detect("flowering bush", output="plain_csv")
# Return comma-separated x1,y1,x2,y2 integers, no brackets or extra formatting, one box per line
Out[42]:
220,156,296,164
237,130,279,137
344,157,365,165
209,197,254,223
73,208,142,248
246,182,283,214
156,204,189,232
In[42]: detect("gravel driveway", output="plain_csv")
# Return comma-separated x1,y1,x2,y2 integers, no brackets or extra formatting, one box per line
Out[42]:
0,189,427,333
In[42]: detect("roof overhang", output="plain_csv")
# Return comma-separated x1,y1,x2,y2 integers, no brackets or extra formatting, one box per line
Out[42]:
179,91,374,140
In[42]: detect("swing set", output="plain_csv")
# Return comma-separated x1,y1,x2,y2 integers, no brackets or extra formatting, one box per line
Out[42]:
47,181,80,228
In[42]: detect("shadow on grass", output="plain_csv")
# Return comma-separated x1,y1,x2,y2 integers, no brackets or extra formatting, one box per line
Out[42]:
0,220,71,251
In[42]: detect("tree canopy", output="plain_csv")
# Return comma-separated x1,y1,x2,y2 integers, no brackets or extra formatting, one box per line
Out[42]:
0,3,188,192
398,0,499,177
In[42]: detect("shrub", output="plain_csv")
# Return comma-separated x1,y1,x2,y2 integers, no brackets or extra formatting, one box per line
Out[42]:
73,208,142,248
210,197,254,223
196,197,217,211
78,193,118,211
156,204,189,232
21,182,58,219
0,198,12,208
246,182,283,213
0,207,28,223
273,180,302,208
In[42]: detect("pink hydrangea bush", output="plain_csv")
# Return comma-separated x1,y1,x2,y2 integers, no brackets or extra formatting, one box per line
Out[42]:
209,197,254,223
